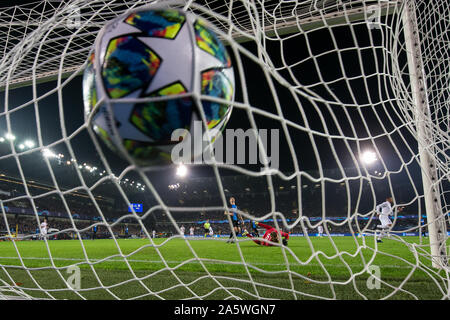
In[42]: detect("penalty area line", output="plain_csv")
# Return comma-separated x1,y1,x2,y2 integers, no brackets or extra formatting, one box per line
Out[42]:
0,256,415,269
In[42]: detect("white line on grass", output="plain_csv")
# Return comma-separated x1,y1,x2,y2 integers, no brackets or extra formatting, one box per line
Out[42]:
0,256,415,269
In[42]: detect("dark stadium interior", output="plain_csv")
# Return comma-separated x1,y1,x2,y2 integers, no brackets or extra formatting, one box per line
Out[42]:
0,161,440,240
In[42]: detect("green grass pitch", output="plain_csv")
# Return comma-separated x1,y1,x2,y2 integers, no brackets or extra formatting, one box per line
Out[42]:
0,236,448,300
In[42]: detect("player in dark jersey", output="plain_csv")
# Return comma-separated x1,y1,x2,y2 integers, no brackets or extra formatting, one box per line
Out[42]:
250,220,259,237
224,197,241,243
243,222,289,246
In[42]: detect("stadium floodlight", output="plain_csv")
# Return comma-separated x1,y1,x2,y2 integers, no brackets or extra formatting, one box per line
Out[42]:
24,140,35,148
0,137,5,143
5,133,15,141
42,148,56,158
18,144,25,150
360,151,377,165
176,164,187,177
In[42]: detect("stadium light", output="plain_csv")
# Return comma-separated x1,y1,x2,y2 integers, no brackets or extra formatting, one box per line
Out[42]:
360,150,377,165
5,133,15,141
18,144,25,150
0,137,5,142
176,164,187,177
42,148,56,158
24,140,35,148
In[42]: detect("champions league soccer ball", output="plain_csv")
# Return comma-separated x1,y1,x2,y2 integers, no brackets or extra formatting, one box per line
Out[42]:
82,8,234,165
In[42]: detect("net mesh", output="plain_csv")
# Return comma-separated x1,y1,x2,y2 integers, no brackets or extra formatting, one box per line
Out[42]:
0,0,448,300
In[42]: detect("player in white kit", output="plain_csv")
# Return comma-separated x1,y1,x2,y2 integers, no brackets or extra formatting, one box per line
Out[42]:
180,225,185,236
209,226,214,237
317,225,324,237
40,218,48,240
189,226,195,237
375,197,403,242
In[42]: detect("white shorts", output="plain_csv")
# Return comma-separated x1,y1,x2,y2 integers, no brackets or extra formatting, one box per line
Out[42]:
41,230,47,236
379,215,392,228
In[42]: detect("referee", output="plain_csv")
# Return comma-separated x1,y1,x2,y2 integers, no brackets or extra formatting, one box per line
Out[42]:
203,219,211,237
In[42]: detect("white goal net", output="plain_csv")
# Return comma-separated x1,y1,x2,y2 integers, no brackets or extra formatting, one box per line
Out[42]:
0,0,448,300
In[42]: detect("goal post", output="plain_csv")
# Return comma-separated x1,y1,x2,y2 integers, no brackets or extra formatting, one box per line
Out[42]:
401,0,448,269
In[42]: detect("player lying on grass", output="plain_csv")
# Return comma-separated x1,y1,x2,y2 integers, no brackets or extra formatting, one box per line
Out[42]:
243,222,289,246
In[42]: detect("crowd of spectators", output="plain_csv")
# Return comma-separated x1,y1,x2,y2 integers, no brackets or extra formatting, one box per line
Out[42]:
0,216,142,240
1,168,446,239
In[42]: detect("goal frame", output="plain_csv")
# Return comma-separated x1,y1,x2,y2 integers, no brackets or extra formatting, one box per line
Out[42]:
401,0,448,269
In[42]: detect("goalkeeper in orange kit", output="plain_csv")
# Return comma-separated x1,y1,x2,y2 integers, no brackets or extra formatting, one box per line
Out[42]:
243,222,289,246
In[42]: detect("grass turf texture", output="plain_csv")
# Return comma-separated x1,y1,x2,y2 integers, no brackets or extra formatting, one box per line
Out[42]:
0,236,448,300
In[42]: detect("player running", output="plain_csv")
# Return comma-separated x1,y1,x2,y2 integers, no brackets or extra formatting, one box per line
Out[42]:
189,226,195,237
317,225,324,237
40,218,48,240
180,225,185,237
243,222,289,246
375,197,403,242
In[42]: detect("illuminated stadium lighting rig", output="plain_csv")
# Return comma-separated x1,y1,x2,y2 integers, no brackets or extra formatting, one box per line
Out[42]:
42,148,57,158
24,140,35,148
360,150,378,165
168,183,180,190
0,133,148,191
4,133,15,141
0,133,37,151
176,164,187,177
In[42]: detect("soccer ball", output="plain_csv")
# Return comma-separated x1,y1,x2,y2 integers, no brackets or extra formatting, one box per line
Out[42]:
82,8,234,165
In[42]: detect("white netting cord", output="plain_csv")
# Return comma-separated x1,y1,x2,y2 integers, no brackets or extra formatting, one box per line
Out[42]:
0,0,448,299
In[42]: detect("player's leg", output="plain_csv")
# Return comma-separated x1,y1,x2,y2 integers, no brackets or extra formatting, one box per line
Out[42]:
377,216,392,242
227,221,238,243
242,230,262,245
231,226,239,243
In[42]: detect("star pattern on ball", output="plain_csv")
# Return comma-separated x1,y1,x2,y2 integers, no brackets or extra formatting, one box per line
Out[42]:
111,19,225,143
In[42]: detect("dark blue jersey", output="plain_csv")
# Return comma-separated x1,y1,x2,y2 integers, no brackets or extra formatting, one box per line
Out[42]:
231,204,238,221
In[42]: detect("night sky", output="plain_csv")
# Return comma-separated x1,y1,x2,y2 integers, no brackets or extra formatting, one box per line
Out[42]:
0,0,424,195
